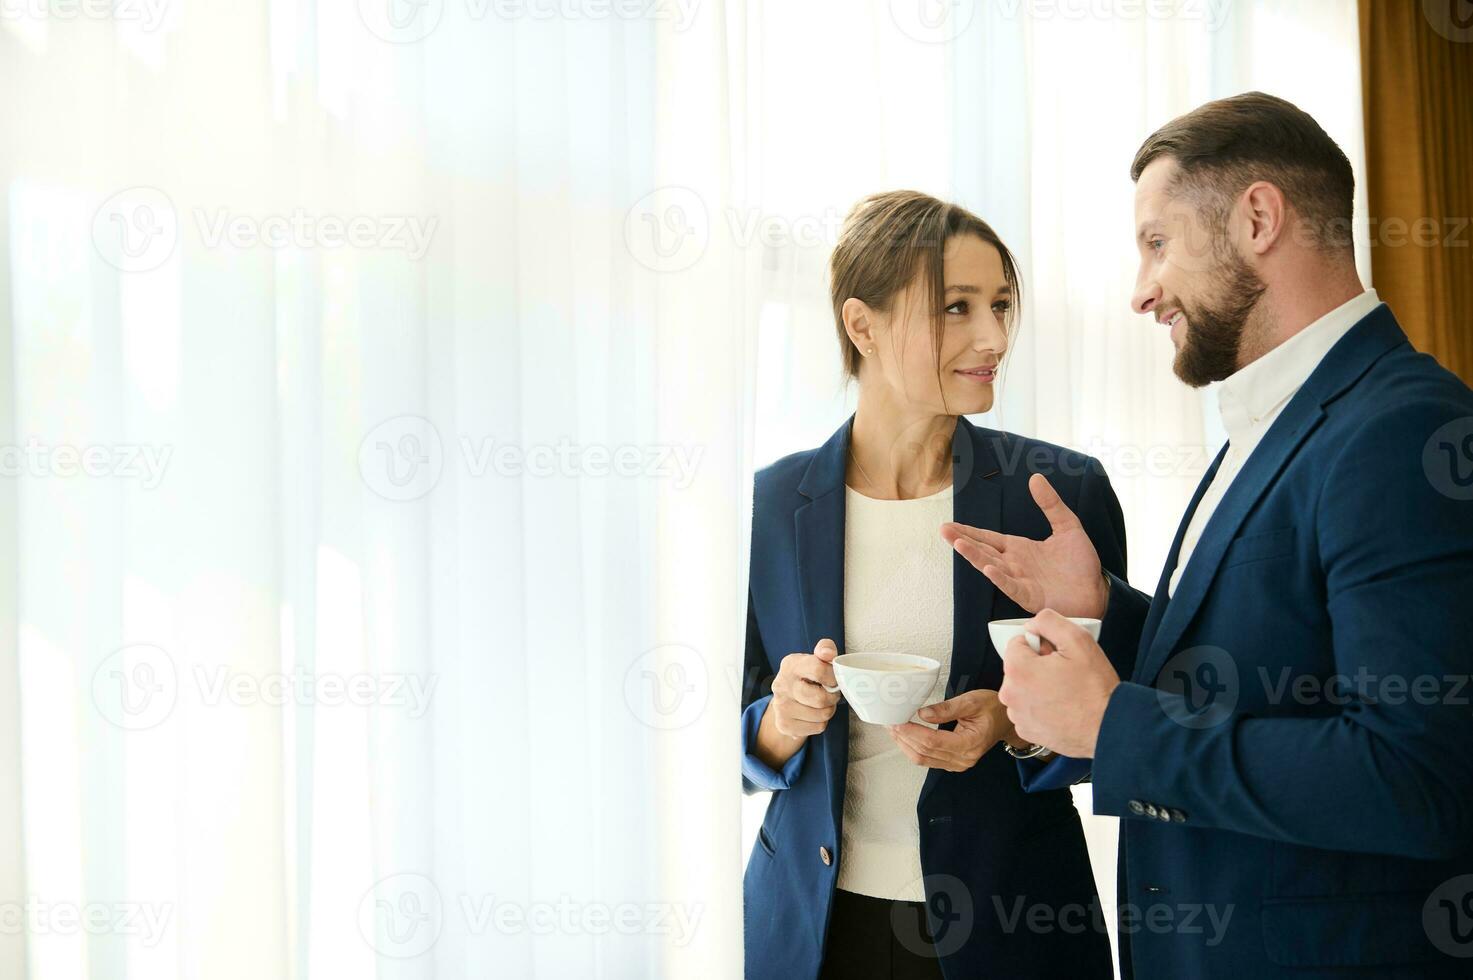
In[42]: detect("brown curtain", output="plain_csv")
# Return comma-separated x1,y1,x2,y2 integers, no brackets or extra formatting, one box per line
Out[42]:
1359,0,1473,385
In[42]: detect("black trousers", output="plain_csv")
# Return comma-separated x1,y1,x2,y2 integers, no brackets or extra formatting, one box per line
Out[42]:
818,888,947,980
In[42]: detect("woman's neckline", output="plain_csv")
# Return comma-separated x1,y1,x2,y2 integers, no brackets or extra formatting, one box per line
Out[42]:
844,480,955,502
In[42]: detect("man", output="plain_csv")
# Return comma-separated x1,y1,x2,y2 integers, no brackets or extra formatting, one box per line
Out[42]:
942,92,1473,977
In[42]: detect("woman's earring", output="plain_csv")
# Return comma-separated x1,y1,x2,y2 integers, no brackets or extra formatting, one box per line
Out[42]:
866,347,875,355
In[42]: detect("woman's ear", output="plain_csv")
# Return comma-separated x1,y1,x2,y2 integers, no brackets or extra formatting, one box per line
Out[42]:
842,297,878,360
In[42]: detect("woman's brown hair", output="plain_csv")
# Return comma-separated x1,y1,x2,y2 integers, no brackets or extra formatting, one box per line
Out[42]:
829,190,1022,383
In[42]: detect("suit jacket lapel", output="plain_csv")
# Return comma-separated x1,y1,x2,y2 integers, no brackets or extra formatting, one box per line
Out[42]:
1132,444,1228,681
1134,302,1408,687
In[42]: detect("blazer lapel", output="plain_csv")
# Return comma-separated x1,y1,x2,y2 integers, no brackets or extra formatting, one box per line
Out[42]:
919,416,1002,807
794,419,852,833
1134,302,1409,687
942,417,1003,696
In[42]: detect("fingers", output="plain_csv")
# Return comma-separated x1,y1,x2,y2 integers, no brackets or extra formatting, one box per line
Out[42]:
950,536,1007,572
913,695,960,725
773,711,830,738
979,564,1033,610
778,698,836,726
788,678,840,710
889,724,968,770
783,650,838,693
1002,634,1042,676
1025,608,1090,656
941,521,1010,553
812,638,837,662
1028,473,1083,534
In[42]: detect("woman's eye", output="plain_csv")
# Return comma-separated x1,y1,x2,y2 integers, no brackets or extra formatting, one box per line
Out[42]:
946,300,968,315
991,300,1012,315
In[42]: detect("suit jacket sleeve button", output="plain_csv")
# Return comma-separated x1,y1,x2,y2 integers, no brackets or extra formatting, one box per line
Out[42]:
820,846,832,866
1128,800,1145,815
1144,803,1159,819
1170,809,1187,823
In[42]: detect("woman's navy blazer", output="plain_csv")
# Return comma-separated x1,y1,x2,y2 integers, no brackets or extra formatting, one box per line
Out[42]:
740,414,1139,980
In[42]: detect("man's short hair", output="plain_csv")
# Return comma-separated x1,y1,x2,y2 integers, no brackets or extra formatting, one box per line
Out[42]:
1131,91,1355,251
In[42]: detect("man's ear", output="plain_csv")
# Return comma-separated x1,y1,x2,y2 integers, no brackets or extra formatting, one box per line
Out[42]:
1241,180,1288,256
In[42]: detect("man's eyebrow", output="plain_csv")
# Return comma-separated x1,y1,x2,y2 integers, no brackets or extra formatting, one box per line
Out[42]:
1137,221,1161,242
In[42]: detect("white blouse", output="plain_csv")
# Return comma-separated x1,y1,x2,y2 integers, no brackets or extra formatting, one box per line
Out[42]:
836,481,955,901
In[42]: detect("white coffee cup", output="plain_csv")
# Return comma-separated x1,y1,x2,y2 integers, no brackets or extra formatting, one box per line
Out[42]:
821,652,943,726
987,617,1102,656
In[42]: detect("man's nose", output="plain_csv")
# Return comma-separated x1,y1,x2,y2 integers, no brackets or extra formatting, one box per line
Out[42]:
1132,277,1162,316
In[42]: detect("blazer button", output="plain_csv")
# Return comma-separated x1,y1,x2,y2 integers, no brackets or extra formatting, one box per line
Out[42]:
1170,809,1187,823
819,846,833,866
1157,808,1171,822
1128,800,1145,815
1144,803,1159,819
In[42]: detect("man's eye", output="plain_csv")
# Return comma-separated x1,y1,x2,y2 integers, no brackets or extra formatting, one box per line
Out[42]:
1149,239,1165,252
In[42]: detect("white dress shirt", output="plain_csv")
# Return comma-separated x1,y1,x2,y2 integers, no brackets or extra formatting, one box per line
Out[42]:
1167,289,1383,596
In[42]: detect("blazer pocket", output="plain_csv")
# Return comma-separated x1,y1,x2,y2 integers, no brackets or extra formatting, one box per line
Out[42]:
1221,526,1296,570
756,823,777,857
1261,893,1441,967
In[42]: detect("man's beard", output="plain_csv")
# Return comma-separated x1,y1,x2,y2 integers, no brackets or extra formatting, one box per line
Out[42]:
1172,245,1268,388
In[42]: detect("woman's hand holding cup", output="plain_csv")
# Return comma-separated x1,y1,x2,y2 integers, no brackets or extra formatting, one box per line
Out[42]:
769,639,842,739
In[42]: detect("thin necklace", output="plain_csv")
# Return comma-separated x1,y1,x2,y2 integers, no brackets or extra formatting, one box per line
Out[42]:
848,445,879,490
849,445,947,497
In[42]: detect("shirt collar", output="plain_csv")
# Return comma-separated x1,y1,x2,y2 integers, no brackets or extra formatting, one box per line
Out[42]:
1217,288,1382,444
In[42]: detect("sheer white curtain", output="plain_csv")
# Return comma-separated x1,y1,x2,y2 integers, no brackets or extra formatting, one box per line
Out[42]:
0,2,1369,980
2,2,749,979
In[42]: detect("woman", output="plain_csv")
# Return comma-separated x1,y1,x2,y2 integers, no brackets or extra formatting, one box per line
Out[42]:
740,191,1132,979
